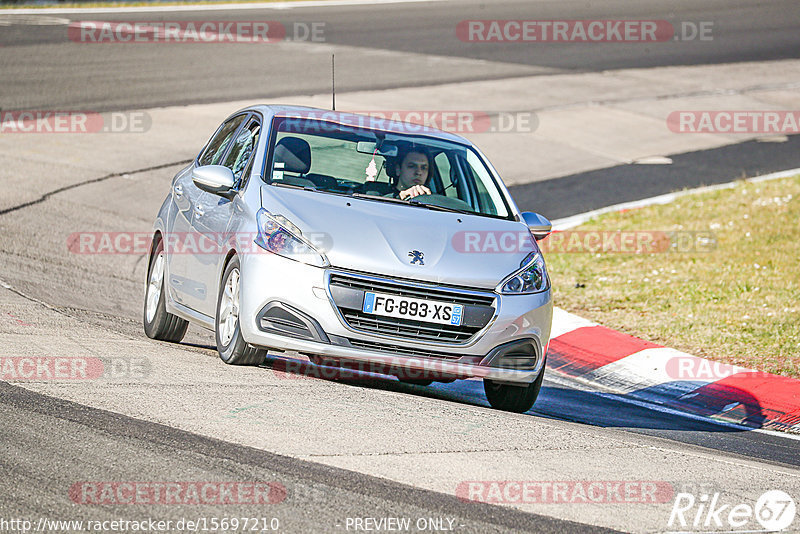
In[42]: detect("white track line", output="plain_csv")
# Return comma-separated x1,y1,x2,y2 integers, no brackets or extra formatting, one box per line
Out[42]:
1,0,446,15
551,167,800,230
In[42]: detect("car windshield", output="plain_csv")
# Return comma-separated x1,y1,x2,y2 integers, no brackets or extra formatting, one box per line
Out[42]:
265,115,512,219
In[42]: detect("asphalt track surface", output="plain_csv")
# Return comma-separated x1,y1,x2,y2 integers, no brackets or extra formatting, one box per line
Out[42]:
0,383,608,533
0,0,798,111
1,1,800,532
511,134,800,219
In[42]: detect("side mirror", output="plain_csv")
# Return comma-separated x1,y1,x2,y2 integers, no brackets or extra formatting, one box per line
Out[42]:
192,165,236,198
521,212,552,241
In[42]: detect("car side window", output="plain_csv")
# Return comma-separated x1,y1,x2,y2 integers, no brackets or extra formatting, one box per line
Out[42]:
198,115,247,167
222,119,261,185
435,152,458,199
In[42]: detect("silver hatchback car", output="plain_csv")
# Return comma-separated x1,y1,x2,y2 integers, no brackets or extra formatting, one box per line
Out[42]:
144,105,553,412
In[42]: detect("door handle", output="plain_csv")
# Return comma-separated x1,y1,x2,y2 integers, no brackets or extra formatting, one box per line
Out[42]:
194,204,205,217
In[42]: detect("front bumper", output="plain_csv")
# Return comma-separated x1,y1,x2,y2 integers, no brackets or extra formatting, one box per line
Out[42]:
238,252,552,384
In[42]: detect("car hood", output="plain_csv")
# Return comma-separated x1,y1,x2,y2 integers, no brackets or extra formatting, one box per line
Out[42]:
260,185,537,289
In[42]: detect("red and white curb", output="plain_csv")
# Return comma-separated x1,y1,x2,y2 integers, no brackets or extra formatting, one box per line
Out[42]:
547,308,800,434
546,168,800,434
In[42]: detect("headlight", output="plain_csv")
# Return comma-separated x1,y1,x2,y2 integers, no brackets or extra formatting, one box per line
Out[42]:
496,252,548,294
255,208,329,267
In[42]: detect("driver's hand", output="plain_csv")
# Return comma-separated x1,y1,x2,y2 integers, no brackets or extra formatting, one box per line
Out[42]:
399,185,431,200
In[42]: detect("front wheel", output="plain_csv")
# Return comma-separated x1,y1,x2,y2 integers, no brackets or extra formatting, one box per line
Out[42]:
215,256,265,366
484,365,545,413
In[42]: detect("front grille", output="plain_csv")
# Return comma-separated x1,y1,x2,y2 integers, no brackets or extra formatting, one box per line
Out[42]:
329,274,496,307
329,272,496,344
341,310,474,342
346,338,462,360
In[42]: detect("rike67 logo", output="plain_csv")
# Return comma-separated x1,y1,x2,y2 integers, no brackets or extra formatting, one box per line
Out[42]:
668,490,796,532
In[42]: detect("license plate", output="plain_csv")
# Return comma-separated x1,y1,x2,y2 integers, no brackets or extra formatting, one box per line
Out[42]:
362,292,463,326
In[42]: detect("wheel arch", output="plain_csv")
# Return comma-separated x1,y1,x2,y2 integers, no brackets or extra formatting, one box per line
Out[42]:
218,248,240,295
146,229,164,281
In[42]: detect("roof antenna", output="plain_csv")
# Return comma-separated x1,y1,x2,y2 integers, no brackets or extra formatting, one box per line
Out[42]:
331,53,336,111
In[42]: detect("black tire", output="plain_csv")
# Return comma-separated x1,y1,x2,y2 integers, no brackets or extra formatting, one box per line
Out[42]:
484,364,545,413
215,256,265,366
143,237,189,342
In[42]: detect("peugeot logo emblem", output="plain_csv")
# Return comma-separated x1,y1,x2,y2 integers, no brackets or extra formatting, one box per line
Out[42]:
408,250,424,265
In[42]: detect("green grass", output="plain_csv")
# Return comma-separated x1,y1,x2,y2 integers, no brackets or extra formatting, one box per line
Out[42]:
545,175,800,378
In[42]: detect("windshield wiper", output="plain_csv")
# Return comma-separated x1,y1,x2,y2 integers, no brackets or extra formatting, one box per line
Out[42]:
407,200,474,215
352,193,474,214
270,182,319,192
351,193,406,204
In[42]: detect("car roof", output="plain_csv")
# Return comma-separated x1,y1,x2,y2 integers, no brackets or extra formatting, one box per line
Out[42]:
232,104,474,146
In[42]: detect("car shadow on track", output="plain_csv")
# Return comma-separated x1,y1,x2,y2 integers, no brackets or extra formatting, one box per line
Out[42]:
260,354,754,432
259,353,747,431
256,354,800,467
262,353,497,406
533,385,749,433
536,385,800,468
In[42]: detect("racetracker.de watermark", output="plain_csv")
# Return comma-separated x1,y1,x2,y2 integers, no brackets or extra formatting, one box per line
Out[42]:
0,110,151,134
67,230,717,256
451,230,717,254
67,232,332,255
348,110,536,134
457,20,713,42
68,21,326,43
271,356,481,382
667,110,800,134
665,356,774,380
457,481,675,504
69,482,286,505
0,356,151,381
281,109,537,134
1,517,280,533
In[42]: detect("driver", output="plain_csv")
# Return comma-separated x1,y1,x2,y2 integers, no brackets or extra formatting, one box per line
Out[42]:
393,147,433,200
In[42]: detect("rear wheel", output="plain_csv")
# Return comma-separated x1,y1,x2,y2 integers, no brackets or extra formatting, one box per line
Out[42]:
215,256,265,366
484,365,545,413
143,237,189,342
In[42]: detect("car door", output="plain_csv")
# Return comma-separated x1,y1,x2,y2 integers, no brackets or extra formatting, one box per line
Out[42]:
175,113,247,313
190,115,261,318
165,164,197,306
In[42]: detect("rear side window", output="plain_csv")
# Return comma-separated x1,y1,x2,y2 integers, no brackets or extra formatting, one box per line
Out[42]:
198,114,247,166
